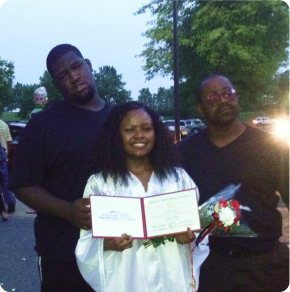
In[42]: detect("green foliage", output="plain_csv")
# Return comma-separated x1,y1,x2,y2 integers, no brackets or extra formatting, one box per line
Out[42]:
138,87,153,105
275,70,289,112
12,71,62,120
7,66,134,117
93,66,132,105
153,86,174,112
192,1,289,110
0,112,21,122
136,0,289,115
39,70,63,106
15,83,40,120
239,111,264,124
138,86,174,115
0,57,15,113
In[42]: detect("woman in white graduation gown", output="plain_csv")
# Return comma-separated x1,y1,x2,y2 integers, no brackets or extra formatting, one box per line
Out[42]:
76,102,209,292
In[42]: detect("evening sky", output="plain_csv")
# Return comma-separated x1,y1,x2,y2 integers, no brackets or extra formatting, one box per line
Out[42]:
0,0,173,100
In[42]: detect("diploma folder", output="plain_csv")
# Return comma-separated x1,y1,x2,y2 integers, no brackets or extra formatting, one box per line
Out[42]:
90,188,201,239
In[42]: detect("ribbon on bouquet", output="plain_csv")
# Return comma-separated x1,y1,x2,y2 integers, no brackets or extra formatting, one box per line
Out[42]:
189,242,196,292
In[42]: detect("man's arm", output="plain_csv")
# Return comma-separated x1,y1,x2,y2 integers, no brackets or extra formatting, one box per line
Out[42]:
7,140,12,157
15,186,91,230
7,140,12,148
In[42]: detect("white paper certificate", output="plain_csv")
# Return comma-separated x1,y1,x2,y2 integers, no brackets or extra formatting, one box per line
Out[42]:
90,188,201,239
90,196,145,238
143,189,200,237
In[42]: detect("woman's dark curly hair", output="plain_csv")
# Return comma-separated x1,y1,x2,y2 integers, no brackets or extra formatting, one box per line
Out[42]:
92,101,180,186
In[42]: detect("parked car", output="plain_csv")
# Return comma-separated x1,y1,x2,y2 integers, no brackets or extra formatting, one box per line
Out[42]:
7,121,27,172
163,120,188,138
185,119,206,134
252,117,275,126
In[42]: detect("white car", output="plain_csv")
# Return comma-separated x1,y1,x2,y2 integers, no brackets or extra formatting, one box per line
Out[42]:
252,117,275,126
163,120,188,138
185,119,206,134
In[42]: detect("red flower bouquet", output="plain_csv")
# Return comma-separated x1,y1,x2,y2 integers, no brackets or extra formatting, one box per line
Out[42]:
196,184,256,246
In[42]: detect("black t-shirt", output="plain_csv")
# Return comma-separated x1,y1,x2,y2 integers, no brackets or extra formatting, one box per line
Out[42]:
9,100,112,259
177,125,289,251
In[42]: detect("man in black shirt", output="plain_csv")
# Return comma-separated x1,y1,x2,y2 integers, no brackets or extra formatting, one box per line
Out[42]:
9,44,112,292
177,74,289,292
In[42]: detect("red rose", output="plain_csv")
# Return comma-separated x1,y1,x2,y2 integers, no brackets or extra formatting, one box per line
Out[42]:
213,212,219,221
218,198,228,208
224,226,230,232
231,199,240,210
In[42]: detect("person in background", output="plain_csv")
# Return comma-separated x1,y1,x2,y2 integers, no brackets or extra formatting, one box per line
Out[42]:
177,73,289,292
76,101,209,292
8,44,112,292
0,139,10,221
30,86,48,118
26,87,49,215
0,119,16,220
0,193,7,221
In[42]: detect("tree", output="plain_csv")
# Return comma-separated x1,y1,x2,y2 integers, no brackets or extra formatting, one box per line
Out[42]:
135,1,289,114
138,88,153,107
93,66,132,105
138,87,174,115
16,83,40,120
0,57,15,113
153,86,174,112
39,70,63,106
275,70,289,113
14,70,63,120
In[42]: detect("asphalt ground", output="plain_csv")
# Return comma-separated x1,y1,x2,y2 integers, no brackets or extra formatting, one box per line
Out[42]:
0,200,39,292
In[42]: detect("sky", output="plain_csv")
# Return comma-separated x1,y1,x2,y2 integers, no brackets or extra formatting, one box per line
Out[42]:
0,0,173,100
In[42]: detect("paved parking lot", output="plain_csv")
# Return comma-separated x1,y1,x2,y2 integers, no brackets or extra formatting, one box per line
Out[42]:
0,201,40,292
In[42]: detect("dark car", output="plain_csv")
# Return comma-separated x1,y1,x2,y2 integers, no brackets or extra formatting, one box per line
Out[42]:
7,121,27,172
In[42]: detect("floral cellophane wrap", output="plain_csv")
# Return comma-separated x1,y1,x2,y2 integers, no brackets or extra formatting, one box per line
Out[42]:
198,184,257,237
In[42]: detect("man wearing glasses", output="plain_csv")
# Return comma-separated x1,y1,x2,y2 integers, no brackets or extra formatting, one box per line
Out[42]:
177,74,289,292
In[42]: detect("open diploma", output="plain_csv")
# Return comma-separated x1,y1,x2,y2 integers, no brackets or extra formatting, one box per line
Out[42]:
90,189,201,239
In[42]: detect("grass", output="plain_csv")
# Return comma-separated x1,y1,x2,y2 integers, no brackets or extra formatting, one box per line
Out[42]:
1,110,286,124
165,110,278,124
0,112,25,122
239,111,265,123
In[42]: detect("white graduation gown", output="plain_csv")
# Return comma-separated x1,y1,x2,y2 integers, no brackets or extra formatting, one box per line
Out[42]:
76,168,209,292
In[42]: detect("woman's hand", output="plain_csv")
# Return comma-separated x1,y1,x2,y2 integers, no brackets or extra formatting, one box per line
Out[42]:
104,233,134,251
176,228,195,244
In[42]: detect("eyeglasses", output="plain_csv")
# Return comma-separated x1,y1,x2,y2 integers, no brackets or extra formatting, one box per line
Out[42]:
206,88,237,104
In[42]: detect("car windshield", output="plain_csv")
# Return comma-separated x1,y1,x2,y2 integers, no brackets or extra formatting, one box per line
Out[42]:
164,121,186,126
164,121,175,126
